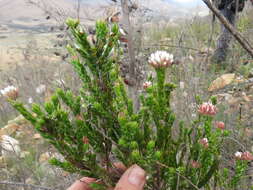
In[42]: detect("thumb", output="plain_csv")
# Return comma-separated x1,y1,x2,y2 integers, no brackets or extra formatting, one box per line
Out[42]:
115,165,146,190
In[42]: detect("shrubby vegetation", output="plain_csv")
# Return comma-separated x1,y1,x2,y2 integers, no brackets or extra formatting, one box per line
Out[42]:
5,18,253,190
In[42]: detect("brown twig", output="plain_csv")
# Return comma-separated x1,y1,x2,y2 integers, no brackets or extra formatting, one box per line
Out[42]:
202,0,253,58
120,0,140,111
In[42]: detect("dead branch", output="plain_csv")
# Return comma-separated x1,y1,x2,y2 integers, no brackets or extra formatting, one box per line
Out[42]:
120,0,136,81
120,0,139,111
202,0,253,58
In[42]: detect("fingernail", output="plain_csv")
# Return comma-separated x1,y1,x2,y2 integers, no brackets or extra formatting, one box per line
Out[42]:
128,165,145,187
79,177,96,184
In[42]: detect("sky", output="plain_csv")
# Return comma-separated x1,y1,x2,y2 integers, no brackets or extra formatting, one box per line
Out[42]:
167,0,206,7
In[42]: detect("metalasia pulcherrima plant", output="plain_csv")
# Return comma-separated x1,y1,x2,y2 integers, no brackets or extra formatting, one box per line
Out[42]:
7,18,253,190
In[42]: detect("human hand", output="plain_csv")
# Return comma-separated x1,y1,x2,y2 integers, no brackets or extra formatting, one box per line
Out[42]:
67,165,146,190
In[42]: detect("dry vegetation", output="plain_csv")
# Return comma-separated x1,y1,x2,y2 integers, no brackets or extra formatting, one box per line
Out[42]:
0,1,253,189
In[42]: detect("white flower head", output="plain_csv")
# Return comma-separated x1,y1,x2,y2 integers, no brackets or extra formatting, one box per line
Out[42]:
202,138,208,143
235,151,242,159
0,86,17,95
143,81,152,89
149,51,174,68
0,85,18,100
36,84,46,94
28,97,33,104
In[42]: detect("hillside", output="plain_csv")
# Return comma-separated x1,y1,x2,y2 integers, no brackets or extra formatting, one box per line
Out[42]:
0,0,74,22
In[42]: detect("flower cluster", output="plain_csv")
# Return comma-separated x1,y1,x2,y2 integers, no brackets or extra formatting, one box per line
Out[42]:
199,138,209,148
0,85,18,100
198,102,218,116
235,151,253,161
148,51,174,68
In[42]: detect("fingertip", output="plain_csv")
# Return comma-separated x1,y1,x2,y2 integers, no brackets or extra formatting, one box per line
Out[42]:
115,165,146,190
127,165,146,187
67,177,96,190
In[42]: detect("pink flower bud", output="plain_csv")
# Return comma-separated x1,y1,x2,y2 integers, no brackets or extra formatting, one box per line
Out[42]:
82,136,89,144
199,138,209,148
241,151,253,161
234,151,253,161
198,102,218,116
190,160,201,168
215,121,225,130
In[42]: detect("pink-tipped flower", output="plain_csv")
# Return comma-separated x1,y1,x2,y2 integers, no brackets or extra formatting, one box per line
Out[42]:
82,136,89,145
143,81,152,89
0,85,18,100
241,151,253,161
198,102,218,116
190,160,201,168
235,151,253,161
215,121,225,130
148,51,174,68
199,138,209,148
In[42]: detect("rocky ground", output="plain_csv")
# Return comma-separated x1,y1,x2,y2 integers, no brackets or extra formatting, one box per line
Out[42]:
0,116,76,190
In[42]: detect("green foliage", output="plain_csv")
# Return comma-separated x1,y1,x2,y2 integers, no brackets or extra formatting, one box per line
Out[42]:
238,15,253,32
9,18,250,190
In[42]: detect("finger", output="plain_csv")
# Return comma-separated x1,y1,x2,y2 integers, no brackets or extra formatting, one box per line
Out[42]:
67,177,96,190
114,165,146,190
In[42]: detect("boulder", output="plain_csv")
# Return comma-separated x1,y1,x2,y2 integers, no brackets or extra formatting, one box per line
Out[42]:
0,123,20,137
0,135,21,157
208,73,235,92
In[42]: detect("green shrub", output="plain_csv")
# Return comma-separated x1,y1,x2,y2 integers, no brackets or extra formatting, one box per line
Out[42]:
8,18,252,190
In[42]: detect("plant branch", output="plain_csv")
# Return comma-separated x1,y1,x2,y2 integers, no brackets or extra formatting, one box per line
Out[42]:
202,0,253,58
156,162,201,190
